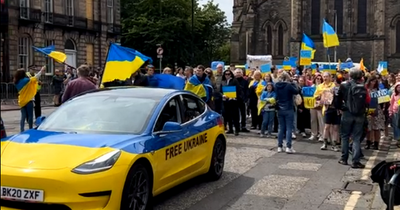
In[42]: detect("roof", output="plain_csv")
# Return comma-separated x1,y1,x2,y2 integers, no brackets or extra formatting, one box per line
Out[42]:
79,87,179,100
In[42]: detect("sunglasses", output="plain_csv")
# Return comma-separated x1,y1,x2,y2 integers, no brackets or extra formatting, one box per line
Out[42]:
225,73,231,76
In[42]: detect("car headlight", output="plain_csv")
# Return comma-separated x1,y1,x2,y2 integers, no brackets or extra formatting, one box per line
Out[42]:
72,150,121,174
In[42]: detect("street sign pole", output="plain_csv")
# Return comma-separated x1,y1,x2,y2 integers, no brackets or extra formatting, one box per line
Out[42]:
157,46,163,73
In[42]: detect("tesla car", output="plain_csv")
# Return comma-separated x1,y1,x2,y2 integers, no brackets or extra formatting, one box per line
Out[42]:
1,87,226,210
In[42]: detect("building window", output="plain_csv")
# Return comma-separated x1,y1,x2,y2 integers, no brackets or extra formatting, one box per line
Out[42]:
334,0,343,34
19,0,30,19
396,20,400,53
44,0,53,23
45,40,55,75
107,0,114,24
357,0,367,34
311,0,321,35
266,25,272,54
18,36,32,70
278,25,284,55
65,0,74,16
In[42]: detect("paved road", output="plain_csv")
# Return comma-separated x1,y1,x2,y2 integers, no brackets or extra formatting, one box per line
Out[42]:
1,108,398,210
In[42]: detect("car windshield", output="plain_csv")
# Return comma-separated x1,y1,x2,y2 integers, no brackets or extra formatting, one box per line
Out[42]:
37,95,158,134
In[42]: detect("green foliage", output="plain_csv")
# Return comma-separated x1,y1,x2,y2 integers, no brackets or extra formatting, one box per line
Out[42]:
121,0,231,68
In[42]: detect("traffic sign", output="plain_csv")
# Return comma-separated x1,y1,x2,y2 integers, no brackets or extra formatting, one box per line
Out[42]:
157,55,163,58
157,47,163,55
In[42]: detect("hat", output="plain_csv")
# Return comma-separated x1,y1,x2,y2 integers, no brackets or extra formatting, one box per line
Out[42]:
147,64,154,69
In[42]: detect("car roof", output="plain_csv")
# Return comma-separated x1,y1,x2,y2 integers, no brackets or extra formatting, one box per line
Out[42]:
80,86,181,100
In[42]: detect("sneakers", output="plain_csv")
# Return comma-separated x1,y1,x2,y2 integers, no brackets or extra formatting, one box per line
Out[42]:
331,146,340,152
277,147,283,153
308,135,316,141
318,137,324,142
291,133,296,139
321,143,328,150
260,134,265,138
286,147,296,154
301,132,306,138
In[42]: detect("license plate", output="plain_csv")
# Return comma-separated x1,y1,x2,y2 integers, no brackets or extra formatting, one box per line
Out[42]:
1,186,44,202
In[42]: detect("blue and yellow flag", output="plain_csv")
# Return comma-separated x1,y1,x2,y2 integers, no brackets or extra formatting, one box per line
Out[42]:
302,86,316,109
32,45,67,63
322,19,339,48
222,86,237,99
184,76,212,102
102,43,152,84
15,77,38,108
301,33,316,59
153,74,185,90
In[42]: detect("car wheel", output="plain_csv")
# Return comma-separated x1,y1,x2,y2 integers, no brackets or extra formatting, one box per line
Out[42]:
120,163,152,210
207,137,226,180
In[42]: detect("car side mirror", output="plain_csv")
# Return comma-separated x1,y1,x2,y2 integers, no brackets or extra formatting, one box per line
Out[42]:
35,116,46,126
154,121,182,136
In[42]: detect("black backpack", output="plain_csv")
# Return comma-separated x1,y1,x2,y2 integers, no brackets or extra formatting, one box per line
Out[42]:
346,81,367,116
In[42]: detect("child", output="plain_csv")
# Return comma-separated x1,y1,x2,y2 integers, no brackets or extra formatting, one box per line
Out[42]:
260,82,276,137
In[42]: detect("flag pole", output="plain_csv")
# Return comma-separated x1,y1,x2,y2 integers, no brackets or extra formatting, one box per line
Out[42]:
98,42,112,87
334,10,338,62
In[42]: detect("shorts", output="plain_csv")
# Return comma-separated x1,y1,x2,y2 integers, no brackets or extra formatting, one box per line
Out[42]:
324,108,340,125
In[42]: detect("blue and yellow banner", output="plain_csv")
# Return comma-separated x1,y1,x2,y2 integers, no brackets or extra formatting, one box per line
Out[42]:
153,74,185,90
299,50,312,66
368,89,390,114
32,45,67,63
322,64,337,75
222,86,237,99
260,64,271,74
283,60,296,70
302,86,316,109
102,43,152,84
378,61,388,76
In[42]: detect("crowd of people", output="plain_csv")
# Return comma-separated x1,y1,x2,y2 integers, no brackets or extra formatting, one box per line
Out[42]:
13,60,400,169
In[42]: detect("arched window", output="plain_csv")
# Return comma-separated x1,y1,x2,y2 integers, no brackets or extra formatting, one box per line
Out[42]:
266,25,272,54
357,0,367,34
311,0,321,35
278,24,284,55
18,34,33,70
65,39,76,50
334,0,343,34
396,20,400,53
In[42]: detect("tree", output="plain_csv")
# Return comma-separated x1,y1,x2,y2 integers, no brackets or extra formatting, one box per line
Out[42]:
121,0,230,68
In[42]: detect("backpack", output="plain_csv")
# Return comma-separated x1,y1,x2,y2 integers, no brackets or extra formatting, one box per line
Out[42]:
346,81,367,116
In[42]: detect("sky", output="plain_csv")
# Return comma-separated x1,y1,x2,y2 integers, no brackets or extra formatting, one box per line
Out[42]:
199,0,233,24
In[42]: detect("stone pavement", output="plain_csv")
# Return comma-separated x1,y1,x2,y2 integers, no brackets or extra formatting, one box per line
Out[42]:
1,107,399,210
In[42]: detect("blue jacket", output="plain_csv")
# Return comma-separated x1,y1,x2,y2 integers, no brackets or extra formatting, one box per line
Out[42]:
275,82,299,111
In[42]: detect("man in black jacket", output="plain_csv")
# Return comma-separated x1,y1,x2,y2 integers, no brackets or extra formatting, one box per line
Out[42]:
334,68,368,169
234,68,250,132
125,70,149,86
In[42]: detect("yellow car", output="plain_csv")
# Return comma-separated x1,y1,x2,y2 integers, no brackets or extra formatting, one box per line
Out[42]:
1,87,227,210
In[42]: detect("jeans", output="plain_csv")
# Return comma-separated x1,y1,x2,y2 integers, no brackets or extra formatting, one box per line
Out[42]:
293,108,297,132
392,113,400,141
340,111,365,163
277,109,295,148
20,101,34,132
261,111,275,135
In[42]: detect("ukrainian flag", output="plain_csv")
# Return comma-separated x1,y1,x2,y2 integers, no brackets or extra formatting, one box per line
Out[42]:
322,19,340,48
32,45,67,63
185,76,213,102
301,33,316,59
15,77,38,108
101,43,152,84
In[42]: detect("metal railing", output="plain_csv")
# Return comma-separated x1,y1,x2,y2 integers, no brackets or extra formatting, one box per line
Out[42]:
0,82,54,105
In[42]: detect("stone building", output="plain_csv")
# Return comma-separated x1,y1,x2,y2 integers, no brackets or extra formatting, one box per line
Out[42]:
0,0,121,82
230,0,400,71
